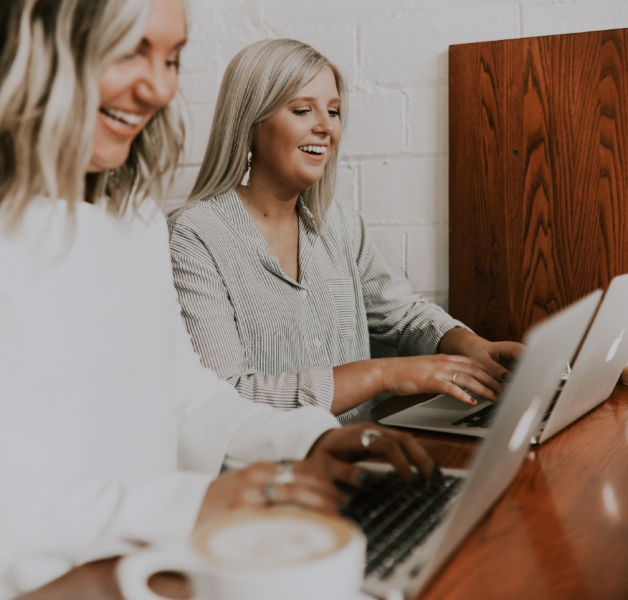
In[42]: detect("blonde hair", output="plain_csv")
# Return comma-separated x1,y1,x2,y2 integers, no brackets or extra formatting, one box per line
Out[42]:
0,0,184,227
187,38,347,228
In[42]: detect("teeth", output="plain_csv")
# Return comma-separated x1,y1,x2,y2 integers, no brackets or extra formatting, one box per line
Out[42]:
101,107,143,127
299,145,326,155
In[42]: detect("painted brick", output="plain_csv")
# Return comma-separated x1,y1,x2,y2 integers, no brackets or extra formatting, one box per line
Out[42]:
335,162,358,210
368,228,407,278
406,85,448,154
262,0,407,25
362,158,448,224
168,165,200,204
265,24,357,86
181,103,215,164
178,72,219,106
523,0,628,37
342,88,404,156
406,224,449,292
361,5,519,83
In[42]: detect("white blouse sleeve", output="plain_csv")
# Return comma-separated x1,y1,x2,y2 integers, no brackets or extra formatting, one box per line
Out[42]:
173,296,340,471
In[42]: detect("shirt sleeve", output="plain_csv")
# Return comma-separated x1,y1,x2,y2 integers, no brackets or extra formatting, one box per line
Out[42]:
349,208,470,356
172,291,340,469
169,220,336,411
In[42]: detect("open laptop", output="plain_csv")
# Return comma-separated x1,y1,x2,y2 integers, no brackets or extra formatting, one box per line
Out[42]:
380,276,628,441
344,292,600,599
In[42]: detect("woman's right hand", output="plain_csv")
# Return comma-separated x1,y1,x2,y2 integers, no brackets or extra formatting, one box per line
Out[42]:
378,354,501,406
194,461,346,529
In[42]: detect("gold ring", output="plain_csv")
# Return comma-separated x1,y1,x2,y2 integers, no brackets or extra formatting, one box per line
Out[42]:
452,372,458,385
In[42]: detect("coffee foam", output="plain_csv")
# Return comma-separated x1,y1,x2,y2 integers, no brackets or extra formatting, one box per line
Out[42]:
192,507,356,570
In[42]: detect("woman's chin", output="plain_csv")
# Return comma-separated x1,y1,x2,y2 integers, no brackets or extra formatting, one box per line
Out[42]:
86,143,132,173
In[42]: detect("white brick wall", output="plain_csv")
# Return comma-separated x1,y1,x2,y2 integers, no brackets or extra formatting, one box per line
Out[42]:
168,0,628,310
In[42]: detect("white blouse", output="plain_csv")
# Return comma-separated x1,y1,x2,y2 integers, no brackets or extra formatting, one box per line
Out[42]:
0,197,338,598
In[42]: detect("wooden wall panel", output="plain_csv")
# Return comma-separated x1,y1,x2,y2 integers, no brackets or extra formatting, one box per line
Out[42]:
449,29,628,342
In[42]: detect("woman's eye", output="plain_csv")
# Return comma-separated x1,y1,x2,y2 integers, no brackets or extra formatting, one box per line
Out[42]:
166,59,181,70
292,108,311,116
328,109,340,118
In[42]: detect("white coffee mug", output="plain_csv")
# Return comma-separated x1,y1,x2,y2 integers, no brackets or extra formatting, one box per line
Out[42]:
117,507,366,600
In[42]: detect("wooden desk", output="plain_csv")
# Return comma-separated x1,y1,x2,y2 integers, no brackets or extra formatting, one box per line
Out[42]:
18,387,628,600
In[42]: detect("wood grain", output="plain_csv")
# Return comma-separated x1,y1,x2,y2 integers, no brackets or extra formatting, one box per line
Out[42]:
449,29,628,342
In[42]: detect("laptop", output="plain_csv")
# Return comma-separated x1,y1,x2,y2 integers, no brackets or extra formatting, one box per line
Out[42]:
380,277,628,440
343,292,600,599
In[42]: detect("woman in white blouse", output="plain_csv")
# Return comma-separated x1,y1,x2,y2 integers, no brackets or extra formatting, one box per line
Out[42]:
169,39,523,416
0,3,434,597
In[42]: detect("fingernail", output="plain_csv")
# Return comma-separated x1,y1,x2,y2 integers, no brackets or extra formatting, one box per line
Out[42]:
357,470,369,486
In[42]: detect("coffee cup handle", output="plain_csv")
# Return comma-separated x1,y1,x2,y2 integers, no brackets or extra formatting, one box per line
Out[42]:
117,548,208,600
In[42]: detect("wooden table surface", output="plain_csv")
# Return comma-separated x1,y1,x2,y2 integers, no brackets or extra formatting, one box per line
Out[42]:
18,386,628,600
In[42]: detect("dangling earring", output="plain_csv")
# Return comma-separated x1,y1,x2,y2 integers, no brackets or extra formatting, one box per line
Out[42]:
241,151,252,186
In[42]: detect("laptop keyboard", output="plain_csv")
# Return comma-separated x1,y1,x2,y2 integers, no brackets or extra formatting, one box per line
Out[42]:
341,469,463,580
452,386,562,430
451,401,499,428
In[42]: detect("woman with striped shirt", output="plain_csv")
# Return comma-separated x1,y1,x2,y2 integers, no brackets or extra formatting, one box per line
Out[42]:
169,39,522,416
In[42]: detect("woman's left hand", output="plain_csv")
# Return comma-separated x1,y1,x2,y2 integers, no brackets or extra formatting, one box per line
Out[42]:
438,328,523,384
306,424,434,486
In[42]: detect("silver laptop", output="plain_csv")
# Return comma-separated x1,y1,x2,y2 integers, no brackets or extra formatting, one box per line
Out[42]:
535,274,628,443
350,292,600,599
379,279,628,440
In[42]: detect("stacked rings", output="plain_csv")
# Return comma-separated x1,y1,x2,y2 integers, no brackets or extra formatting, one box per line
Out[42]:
263,460,295,506
274,459,295,485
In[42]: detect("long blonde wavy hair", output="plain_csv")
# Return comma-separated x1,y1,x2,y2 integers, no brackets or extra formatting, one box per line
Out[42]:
0,0,184,227
187,39,347,228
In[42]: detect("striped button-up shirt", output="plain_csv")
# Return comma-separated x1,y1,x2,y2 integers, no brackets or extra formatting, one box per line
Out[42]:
168,189,465,411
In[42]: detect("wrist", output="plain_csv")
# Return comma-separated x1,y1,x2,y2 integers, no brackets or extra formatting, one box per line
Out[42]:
373,358,388,394
438,327,477,355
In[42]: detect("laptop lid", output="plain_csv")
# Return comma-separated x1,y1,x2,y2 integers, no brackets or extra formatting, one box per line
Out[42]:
405,291,602,598
538,274,628,443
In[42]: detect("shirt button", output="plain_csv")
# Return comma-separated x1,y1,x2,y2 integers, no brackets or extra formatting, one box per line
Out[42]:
299,289,308,299
314,338,322,348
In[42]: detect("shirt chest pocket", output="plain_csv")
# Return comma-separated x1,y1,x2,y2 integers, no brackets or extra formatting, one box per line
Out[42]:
326,279,357,340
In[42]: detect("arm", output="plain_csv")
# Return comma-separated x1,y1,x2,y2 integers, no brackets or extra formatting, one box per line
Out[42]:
0,473,212,599
169,221,335,411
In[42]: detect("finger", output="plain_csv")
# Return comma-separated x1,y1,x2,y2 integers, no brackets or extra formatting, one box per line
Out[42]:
272,483,343,513
393,433,434,480
449,363,501,395
450,372,498,401
368,438,414,484
320,455,371,487
288,468,349,506
437,381,479,406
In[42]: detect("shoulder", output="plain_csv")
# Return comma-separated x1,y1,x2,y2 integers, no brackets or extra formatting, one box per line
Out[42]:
322,198,364,239
167,191,228,234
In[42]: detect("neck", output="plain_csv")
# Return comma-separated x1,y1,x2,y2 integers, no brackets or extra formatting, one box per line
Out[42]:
236,180,299,223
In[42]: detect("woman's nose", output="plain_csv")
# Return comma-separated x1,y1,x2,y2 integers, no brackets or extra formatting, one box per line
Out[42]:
136,63,177,107
314,115,333,135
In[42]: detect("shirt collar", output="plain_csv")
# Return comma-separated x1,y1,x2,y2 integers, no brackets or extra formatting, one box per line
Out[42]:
296,196,319,233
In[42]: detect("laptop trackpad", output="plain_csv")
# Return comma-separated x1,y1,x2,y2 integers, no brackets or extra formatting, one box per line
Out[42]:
424,395,471,411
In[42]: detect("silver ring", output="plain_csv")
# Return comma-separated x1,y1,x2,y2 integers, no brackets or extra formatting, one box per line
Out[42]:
361,428,383,451
273,459,295,485
452,372,458,385
262,484,276,505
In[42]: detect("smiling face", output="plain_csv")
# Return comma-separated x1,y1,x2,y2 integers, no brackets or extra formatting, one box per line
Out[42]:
250,66,342,197
87,0,187,173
